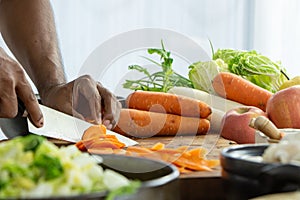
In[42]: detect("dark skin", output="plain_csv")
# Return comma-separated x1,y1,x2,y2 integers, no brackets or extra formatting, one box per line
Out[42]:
0,0,121,130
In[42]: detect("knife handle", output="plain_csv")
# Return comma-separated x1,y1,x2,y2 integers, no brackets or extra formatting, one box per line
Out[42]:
17,98,26,117
0,98,29,139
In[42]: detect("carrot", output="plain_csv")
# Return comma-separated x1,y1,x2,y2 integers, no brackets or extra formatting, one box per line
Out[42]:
76,137,220,173
187,148,207,158
125,146,154,155
82,124,107,140
113,108,210,137
75,140,86,151
88,140,124,149
212,72,273,111
150,142,165,151
126,90,212,118
87,148,114,154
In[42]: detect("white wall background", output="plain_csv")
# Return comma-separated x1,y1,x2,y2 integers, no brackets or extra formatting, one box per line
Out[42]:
1,0,299,86
49,0,300,81
49,0,251,84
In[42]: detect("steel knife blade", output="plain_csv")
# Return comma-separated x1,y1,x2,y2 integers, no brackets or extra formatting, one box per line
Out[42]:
28,104,138,146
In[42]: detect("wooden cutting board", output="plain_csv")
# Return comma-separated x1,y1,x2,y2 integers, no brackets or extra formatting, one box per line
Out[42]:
135,134,237,200
135,134,236,176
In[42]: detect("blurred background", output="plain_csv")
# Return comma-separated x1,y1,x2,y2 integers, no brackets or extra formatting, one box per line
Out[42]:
0,0,299,93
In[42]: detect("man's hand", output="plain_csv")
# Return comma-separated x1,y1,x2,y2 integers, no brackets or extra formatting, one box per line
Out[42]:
0,47,43,127
40,75,121,130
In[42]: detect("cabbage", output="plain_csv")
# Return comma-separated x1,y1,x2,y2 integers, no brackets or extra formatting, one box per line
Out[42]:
0,135,140,198
188,59,228,94
213,49,289,93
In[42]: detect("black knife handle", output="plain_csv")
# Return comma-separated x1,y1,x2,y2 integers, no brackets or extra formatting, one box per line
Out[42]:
17,97,26,117
0,98,29,138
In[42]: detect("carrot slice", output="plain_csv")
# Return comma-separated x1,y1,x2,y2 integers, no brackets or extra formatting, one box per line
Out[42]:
126,146,154,155
150,142,165,151
88,148,114,154
89,140,122,149
187,148,207,159
82,124,107,140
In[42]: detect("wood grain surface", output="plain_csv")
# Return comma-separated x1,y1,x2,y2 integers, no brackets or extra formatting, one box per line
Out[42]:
135,134,237,199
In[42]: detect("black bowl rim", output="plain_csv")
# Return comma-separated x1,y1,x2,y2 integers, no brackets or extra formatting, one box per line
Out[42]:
95,153,180,187
220,143,300,177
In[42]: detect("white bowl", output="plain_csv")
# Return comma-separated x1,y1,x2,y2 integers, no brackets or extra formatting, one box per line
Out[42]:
255,128,300,143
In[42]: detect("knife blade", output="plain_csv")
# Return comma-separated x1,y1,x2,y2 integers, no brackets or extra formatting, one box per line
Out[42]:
28,104,138,146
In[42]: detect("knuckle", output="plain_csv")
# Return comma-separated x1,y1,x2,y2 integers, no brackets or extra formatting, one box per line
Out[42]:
75,75,95,87
0,105,18,118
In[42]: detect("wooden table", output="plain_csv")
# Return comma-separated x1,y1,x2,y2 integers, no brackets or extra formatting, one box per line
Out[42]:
135,134,237,200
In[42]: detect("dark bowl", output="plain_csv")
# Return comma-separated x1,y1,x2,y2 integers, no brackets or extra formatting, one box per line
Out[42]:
4,154,180,200
220,144,300,200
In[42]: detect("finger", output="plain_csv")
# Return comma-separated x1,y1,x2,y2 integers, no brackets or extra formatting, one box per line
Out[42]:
71,107,86,121
102,119,113,130
73,76,102,124
0,71,19,117
97,83,121,128
0,90,18,118
16,80,43,128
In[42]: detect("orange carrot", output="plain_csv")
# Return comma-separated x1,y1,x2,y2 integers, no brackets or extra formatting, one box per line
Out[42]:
87,148,114,155
212,72,273,111
75,140,86,151
82,124,107,140
113,108,210,137
76,138,220,173
126,90,212,118
125,146,154,155
150,142,165,151
88,140,124,149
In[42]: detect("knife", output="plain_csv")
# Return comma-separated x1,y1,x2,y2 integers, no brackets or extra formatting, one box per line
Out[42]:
28,104,138,146
0,99,137,146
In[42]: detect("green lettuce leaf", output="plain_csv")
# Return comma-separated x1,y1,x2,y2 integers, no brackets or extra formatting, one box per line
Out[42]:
213,49,289,93
188,59,228,94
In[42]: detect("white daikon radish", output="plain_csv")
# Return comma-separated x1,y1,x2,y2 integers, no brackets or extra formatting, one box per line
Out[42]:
208,108,225,133
168,86,244,112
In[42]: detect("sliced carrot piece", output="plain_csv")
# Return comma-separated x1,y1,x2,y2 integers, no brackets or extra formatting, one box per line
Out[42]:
173,156,212,171
187,148,207,158
88,148,114,154
126,146,154,155
89,140,122,149
176,166,193,173
82,124,107,140
201,159,220,168
113,149,127,155
75,141,86,151
150,142,165,151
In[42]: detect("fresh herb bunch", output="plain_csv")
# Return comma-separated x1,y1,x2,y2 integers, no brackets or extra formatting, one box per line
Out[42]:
123,40,193,92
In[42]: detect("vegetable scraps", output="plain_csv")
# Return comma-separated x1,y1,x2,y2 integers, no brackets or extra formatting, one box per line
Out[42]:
123,40,193,92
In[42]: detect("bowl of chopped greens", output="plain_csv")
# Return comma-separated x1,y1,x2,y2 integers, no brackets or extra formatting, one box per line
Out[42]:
0,134,179,200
